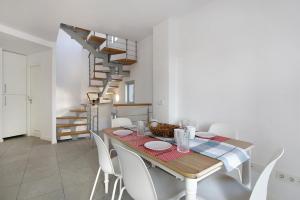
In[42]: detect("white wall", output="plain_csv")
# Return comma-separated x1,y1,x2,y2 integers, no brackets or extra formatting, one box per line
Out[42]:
0,48,3,141
55,29,85,115
153,0,300,199
27,50,54,141
119,35,153,104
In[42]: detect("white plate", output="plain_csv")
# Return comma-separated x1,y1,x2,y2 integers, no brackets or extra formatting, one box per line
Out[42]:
113,129,133,137
144,141,172,151
196,131,216,138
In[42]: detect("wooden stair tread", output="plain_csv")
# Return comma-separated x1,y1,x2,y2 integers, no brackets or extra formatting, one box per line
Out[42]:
111,78,122,82
69,109,87,112
90,85,103,88
87,35,106,47
113,58,137,65
56,123,87,128
100,47,126,55
56,116,87,120
58,130,90,137
74,27,90,40
91,77,106,81
95,62,103,65
109,85,119,88
94,70,110,73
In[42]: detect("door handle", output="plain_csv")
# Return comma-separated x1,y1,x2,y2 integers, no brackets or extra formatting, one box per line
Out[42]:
28,97,32,104
4,84,6,93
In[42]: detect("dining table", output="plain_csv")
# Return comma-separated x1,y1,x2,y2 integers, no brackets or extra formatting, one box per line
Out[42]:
102,127,254,200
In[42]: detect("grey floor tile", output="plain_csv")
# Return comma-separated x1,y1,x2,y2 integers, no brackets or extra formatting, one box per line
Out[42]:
64,180,106,200
27,155,58,170
0,159,27,177
0,170,24,187
0,152,29,167
23,165,60,183
0,184,20,200
28,189,65,200
18,175,62,200
61,167,96,188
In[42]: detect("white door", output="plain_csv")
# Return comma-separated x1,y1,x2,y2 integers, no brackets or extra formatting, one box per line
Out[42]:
29,65,41,136
2,51,27,138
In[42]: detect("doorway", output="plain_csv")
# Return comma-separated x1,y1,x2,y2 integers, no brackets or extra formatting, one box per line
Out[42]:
28,65,41,137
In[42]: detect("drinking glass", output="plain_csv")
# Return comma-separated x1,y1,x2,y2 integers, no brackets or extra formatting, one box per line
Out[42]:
186,126,196,139
137,121,145,137
174,129,190,153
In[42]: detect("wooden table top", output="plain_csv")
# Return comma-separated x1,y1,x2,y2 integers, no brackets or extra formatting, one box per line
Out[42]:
103,128,254,179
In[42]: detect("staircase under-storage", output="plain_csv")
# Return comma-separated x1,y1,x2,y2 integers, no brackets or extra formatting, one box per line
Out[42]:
56,24,138,140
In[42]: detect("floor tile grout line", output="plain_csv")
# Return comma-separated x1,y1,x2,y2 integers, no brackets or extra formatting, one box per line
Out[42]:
15,139,34,200
55,143,67,200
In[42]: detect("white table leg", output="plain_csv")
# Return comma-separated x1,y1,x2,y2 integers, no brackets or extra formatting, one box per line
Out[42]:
242,149,252,189
103,134,110,193
185,178,198,200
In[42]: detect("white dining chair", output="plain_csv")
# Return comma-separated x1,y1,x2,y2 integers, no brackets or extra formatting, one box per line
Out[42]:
90,132,122,200
196,148,284,200
208,123,238,139
114,144,186,200
208,122,242,182
111,117,133,128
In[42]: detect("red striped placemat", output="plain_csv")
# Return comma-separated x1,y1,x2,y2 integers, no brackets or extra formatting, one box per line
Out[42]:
112,131,192,162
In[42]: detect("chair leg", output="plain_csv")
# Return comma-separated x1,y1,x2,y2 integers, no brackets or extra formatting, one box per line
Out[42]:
118,187,126,200
104,173,109,193
119,178,122,193
111,177,120,200
89,167,101,200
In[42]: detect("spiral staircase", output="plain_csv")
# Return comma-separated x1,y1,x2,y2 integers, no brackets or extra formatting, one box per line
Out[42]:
56,23,137,140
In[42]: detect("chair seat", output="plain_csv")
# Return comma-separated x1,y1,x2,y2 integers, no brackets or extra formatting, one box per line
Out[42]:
197,172,251,200
111,157,121,175
149,167,185,200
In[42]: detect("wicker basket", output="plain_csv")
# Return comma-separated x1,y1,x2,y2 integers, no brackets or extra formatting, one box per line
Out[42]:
149,123,180,138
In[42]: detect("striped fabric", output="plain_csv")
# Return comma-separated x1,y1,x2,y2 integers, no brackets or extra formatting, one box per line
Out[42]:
190,138,249,171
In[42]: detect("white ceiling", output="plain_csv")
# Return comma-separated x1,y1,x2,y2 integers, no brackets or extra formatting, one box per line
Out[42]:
0,32,50,55
0,0,207,42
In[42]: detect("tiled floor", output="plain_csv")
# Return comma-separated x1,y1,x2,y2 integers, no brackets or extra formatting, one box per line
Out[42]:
0,136,132,200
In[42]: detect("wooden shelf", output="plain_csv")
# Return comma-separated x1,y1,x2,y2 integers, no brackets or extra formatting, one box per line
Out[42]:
58,130,90,137
56,116,87,120
100,47,126,55
56,123,87,128
113,58,137,65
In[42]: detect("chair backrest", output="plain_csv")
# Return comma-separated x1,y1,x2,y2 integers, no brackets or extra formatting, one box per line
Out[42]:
92,132,115,175
111,118,132,128
114,144,158,200
250,148,284,200
208,123,238,139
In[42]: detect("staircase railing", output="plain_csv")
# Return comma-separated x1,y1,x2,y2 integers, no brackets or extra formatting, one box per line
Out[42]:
112,103,152,124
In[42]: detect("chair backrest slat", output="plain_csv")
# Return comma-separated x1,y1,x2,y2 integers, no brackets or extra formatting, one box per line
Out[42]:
209,123,238,139
111,118,132,128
